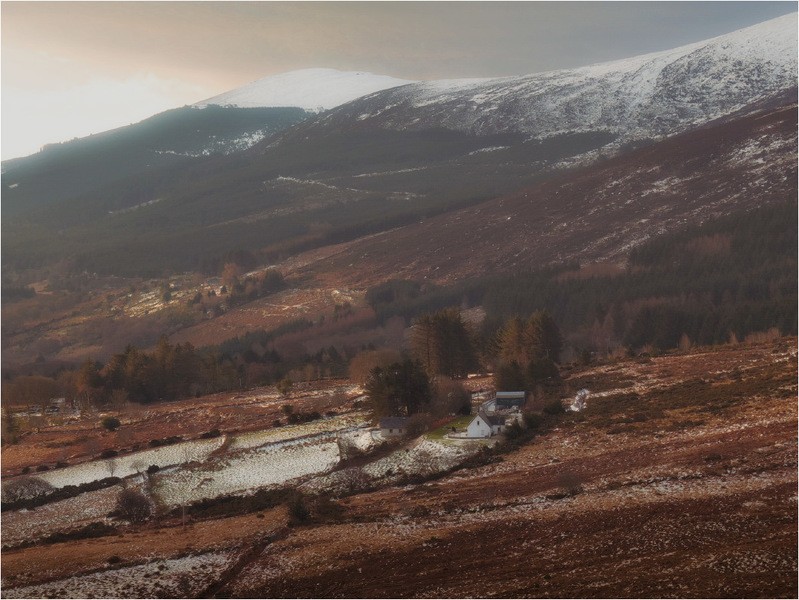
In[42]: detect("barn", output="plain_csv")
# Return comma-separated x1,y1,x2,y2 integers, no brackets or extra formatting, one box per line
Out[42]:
495,391,526,409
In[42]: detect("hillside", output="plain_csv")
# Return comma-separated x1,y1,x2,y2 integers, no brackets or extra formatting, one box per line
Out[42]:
294,13,797,142
1,339,795,597
2,15,795,280
1,105,310,217
295,97,798,286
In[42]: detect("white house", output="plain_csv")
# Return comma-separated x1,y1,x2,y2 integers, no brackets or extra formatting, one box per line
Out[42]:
466,410,507,438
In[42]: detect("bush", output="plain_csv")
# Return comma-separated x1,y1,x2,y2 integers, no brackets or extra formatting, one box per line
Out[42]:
146,464,160,475
101,416,121,432
543,399,565,415
277,378,293,396
287,492,310,525
99,449,119,459
199,428,221,439
114,488,152,524
1,476,55,503
523,412,544,430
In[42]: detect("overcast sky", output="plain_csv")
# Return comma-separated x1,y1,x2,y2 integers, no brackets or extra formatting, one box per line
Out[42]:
2,1,796,160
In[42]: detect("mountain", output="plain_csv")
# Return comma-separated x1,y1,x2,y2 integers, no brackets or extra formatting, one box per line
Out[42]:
1,105,310,217
294,14,797,146
194,68,415,110
2,15,796,280
295,99,797,287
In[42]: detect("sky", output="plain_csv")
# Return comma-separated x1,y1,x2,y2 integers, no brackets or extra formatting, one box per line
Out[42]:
2,1,796,160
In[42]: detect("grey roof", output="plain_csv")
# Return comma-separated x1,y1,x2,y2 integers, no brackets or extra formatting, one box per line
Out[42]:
380,416,409,429
477,410,506,427
496,391,525,398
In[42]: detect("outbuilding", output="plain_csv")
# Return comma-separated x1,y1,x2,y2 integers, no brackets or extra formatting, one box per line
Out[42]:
495,391,526,409
379,416,409,437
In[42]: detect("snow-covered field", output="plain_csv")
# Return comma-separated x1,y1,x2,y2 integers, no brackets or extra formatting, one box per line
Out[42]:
33,437,226,489
228,412,370,450
1,485,120,547
151,436,341,508
2,551,232,599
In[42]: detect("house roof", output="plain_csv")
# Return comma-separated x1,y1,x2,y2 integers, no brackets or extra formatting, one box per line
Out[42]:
477,410,506,427
379,416,409,429
496,391,525,399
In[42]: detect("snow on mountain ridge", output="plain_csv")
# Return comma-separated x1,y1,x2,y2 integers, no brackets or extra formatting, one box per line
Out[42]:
313,13,797,143
194,68,416,111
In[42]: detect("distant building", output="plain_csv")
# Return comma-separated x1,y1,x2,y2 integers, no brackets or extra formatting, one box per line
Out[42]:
379,416,409,437
495,391,526,409
466,410,507,438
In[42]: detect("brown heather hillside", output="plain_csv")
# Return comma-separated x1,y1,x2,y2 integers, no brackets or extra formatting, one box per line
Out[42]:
2,338,795,598
296,102,797,287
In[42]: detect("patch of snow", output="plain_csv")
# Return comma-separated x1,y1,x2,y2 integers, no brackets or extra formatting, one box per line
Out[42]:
194,68,415,110
2,551,232,599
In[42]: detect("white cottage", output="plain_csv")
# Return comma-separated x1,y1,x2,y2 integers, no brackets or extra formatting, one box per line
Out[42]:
466,410,507,438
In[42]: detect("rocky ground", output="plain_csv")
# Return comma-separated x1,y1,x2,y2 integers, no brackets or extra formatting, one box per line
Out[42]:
1,338,796,598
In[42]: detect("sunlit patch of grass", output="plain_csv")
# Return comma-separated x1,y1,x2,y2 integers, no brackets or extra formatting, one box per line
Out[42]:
426,415,475,441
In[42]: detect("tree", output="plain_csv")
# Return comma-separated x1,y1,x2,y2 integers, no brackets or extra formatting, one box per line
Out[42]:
101,416,121,431
411,308,477,378
365,359,432,418
525,310,562,364
115,488,152,524
1,476,54,503
348,349,402,384
494,360,526,391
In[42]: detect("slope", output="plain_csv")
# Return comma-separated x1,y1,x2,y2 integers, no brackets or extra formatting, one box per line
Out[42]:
295,97,798,286
1,105,310,217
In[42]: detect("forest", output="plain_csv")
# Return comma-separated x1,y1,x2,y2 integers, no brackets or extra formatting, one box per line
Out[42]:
2,201,794,414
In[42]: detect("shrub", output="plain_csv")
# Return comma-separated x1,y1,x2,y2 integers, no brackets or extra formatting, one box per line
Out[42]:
1,476,55,503
543,399,565,415
101,416,121,431
200,428,221,439
114,488,152,524
100,449,119,459
146,464,160,475
287,492,310,525
523,412,544,430
277,378,293,396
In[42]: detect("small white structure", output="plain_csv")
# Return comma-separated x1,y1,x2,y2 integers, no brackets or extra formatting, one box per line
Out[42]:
466,410,506,438
379,416,408,437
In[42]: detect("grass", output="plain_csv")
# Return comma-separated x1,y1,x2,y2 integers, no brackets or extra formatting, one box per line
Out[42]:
425,415,475,442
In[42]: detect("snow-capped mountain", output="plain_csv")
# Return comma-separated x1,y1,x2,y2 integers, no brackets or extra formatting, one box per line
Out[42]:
194,68,415,111
305,13,797,145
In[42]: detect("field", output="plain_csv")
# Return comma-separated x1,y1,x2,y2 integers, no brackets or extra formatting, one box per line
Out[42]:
1,338,796,598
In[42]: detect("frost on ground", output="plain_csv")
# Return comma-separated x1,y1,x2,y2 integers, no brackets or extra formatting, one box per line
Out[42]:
2,551,231,599
33,437,226,489
151,437,341,507
1,485,120,547
228,413,369,450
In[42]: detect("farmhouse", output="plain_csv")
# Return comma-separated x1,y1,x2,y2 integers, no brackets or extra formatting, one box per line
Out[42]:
466,410,507,438
380,416,409,437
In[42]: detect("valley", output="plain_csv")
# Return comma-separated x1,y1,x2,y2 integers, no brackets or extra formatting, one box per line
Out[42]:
1,10,797,599
1,339,795,597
